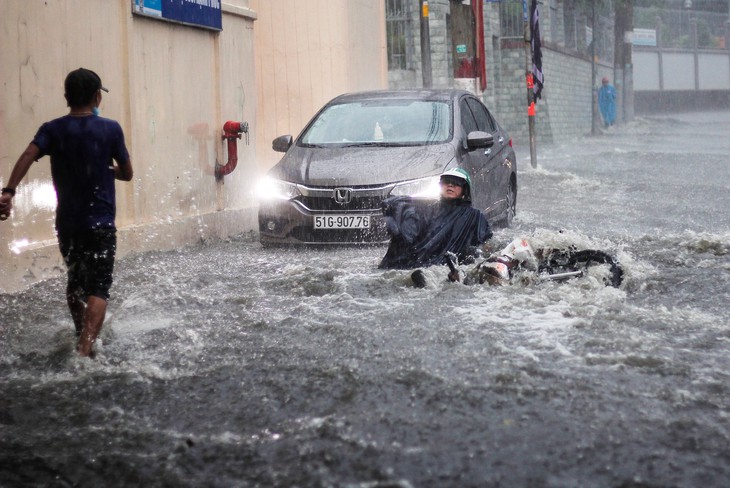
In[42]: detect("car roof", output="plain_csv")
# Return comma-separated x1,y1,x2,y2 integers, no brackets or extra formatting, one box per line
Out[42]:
328,89,473,104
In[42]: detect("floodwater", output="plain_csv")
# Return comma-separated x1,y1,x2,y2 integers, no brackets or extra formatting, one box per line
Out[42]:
2,111,729,487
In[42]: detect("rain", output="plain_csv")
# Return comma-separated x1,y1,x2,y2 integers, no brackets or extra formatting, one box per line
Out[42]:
2,1,730,487
2,109,729,486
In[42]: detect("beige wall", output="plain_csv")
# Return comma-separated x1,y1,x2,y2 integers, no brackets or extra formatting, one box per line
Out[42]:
0,0,387,294
252,0,388,171
0,0,258,293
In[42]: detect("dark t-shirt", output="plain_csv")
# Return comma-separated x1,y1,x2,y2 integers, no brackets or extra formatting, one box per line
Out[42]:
32,115,129,235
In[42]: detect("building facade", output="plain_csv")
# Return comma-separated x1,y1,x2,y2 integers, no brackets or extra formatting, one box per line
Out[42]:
385,0,620,147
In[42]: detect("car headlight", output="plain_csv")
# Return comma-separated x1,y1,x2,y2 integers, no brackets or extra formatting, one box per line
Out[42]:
389,176,441,199
256,176,302,201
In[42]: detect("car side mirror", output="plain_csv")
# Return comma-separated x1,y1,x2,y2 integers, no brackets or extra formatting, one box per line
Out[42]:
466,131,494,150
272,135,293,153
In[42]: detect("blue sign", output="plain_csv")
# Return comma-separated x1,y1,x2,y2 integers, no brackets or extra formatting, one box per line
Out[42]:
133,0,222,31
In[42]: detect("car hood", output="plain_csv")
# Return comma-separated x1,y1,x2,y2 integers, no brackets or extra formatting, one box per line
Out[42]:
268,143,456,186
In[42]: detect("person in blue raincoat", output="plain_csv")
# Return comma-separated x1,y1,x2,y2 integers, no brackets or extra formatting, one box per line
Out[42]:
378,168,492,277
598,76,617,127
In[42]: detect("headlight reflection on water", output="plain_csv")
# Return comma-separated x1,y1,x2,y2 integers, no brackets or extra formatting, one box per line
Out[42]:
256,176,302,202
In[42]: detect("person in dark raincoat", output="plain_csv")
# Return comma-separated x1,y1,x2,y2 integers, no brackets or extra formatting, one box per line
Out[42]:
378,168,492,275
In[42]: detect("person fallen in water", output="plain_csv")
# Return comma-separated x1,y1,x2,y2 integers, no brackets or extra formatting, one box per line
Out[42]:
462,238,538,286
378,168,492,285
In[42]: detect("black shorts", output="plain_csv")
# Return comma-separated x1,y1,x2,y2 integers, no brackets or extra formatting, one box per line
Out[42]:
58,228,117,300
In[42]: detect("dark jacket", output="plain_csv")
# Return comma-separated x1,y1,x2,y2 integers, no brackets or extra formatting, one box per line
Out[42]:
378,196,492,269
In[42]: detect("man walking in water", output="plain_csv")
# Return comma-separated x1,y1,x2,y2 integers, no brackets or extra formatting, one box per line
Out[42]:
0,68,133,357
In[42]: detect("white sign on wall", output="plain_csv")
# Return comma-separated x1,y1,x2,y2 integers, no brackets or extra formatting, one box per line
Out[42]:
631,29,657,47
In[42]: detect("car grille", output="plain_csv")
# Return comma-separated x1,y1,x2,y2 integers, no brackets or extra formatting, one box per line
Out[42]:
295,185,393,212
297,195,383,211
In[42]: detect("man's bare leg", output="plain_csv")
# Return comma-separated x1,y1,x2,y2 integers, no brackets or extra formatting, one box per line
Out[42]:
76,295,107,358
67,290,85,336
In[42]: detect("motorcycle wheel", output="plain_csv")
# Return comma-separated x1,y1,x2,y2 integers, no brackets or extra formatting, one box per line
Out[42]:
538,249,623,288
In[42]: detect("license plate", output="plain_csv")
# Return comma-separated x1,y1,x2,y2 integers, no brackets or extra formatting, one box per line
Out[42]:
314,215,370,229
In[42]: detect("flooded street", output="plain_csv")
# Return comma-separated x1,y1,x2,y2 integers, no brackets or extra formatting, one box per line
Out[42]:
2,111,729,487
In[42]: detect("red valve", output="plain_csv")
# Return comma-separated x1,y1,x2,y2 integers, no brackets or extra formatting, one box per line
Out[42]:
216,121,248,179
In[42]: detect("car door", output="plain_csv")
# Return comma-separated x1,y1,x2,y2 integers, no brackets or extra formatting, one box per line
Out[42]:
458,97,485,210
468,98,512,220
459,96,508,217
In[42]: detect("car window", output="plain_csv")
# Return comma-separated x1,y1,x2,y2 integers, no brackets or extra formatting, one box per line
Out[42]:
466,98,497,132
300,100,451,145
460,99,478,136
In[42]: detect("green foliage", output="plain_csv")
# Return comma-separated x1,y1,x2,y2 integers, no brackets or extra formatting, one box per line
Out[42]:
635,5,662,28
566,0,614,17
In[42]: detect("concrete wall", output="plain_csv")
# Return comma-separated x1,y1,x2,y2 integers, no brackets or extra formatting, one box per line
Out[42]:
632,47,730,113
634,49,730,91
252,0,388,172
0,0,259,294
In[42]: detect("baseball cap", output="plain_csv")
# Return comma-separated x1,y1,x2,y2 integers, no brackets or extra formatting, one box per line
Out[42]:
66,68,109,93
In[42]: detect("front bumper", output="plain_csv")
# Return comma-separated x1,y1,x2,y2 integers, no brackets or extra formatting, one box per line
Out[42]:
258,200,389,245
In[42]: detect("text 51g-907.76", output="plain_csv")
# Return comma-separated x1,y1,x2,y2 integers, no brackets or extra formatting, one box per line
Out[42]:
314,215,370,229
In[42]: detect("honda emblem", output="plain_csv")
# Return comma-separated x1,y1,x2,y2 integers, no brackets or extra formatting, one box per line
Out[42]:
333,188,353,204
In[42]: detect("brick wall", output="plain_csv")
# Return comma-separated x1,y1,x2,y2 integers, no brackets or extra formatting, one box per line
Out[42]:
496,43,614,150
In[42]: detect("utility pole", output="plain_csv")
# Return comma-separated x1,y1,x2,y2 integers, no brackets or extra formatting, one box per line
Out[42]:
615,0,634,123
420,0,433,88
591,1,598,135
524,1,537,168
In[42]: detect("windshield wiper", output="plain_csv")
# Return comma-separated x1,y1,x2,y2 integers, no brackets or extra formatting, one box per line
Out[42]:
339,142,391,147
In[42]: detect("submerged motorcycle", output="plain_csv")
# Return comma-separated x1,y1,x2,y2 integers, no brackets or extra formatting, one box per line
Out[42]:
436,238,624,288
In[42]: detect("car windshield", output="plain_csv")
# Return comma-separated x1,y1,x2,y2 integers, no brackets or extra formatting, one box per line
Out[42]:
299,99,452,146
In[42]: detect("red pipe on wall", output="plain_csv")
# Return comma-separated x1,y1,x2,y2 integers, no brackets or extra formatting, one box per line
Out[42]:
216,121,247,179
